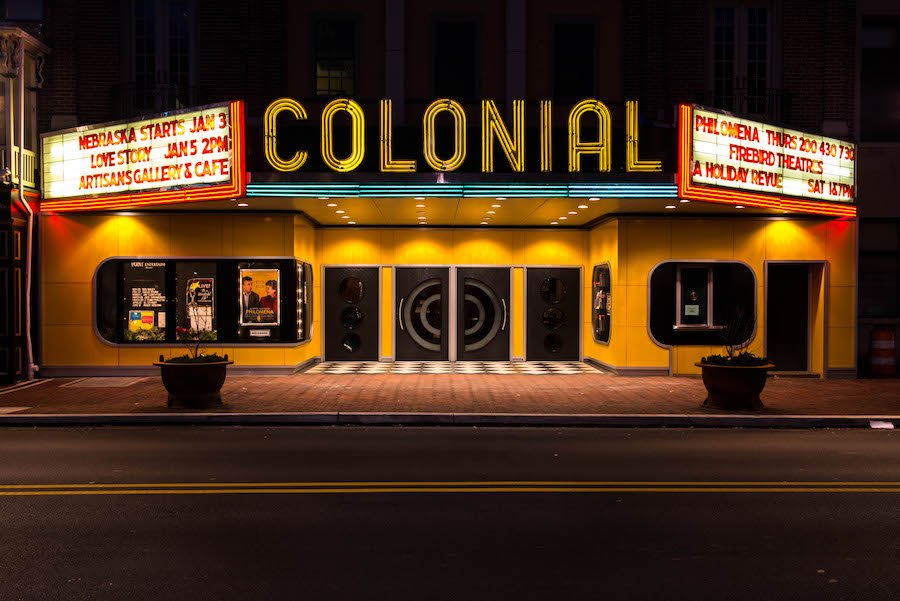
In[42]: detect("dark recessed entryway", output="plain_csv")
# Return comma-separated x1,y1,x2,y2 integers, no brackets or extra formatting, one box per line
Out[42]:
396,267,449,361
766,263,811,372
456,267,511,361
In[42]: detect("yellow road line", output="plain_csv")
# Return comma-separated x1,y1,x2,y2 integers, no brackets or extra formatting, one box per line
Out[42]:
1,483,900,496
3,480,900,489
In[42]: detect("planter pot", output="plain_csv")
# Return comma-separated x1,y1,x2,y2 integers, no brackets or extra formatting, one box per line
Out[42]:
153,360,233,408
695,362,775,411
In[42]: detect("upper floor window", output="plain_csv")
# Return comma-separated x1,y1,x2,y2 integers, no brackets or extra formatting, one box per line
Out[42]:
126,0,195,116
315,18,356,96
433,20,479,100
552,21,596,100
711,4,773,118
861,16,900,141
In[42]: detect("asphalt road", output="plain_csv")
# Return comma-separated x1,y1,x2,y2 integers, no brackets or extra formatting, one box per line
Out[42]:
1,426,899,601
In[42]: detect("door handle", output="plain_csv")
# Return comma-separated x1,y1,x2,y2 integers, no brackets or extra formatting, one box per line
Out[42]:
398,297,405,330
501,298,508,331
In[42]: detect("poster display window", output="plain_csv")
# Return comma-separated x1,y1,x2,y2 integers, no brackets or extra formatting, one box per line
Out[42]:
95,258,312,345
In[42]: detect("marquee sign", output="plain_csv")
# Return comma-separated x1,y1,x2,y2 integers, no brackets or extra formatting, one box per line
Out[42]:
677,104,856,217
40,100,246,211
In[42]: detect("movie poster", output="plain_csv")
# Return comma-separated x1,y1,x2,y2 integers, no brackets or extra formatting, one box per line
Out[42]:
123,260,167,341
239,268,280,325
175,262,216,340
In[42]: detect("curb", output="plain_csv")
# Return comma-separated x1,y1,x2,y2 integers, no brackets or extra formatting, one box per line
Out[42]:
0,412,896,429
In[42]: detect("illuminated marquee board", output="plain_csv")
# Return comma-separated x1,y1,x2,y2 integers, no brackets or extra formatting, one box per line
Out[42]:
677,104,856,217
41,100,246,212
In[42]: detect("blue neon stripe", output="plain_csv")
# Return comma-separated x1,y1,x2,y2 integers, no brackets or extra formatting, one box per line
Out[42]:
246,181,679,198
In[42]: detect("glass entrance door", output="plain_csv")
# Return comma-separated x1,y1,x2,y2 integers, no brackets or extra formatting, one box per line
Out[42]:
395,267,449,360
457,267,510,361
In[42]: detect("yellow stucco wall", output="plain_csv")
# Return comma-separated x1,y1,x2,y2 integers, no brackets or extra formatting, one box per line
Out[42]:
41,212,319,369
584,217,857,376
40,212,853,375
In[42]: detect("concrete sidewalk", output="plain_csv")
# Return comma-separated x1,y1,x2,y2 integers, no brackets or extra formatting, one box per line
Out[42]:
0,370,898,427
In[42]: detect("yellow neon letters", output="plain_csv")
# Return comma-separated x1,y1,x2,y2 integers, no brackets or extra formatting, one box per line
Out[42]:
481,100,525,172
568,99,611,172
540,100,552,172
263,98,308,172
321,98,366,172
264,97,654,174
380,99,416,173
422,99,467,172
625,100,662,172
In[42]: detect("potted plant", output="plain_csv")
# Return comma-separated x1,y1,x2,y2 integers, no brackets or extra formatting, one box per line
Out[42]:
695,306,774,410
153,303,232,408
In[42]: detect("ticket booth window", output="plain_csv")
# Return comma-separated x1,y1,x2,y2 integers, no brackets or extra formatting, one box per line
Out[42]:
675,265,713,329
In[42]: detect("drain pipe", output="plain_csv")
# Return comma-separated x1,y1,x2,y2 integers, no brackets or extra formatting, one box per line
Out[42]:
17,40,35,380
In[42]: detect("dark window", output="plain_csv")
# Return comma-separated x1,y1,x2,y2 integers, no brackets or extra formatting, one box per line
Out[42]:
650,262,755,346
433,20,478,99
315,19,356,96
861,17,900,141
552,22,595,100
129,1,195,116
746,7,768,114
711,4,772,118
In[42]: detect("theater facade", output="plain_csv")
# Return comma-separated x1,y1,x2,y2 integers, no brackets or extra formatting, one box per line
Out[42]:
34,97,857,378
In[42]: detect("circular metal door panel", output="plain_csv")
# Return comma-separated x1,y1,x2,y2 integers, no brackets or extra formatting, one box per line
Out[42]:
403,278,443,352
463,278,502,352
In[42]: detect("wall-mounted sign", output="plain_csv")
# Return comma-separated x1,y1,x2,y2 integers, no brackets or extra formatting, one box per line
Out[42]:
239,268,280,326
677,104,856,217
40,100,246,212
264,97,662,174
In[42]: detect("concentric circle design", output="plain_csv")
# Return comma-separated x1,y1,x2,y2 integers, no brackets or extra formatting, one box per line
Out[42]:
403,278,443,352
463,278,502,352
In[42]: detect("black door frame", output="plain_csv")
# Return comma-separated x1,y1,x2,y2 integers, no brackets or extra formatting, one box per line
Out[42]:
764,260,825,374
524,266,582,361
392,265,513,361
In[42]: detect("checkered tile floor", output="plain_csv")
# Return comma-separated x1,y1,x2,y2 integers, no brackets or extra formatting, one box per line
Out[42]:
306,361,600,375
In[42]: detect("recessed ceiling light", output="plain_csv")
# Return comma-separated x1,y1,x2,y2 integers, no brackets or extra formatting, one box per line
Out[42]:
491,204,502,208
348,221,356,225
418,216,427,220
419,222,427,225
487,210,496,214
326,203,337,207
665,205,676,209
335,210,345,214
237,202,249,207
550,221,558,225
735,205,745,209
495,197,506,200
415,203,425,208
568,211,577,215
414,196,425,200
679,199,690,203
341,215,350,219
318,196,330,200
577,204,588,209
589,197,599,201
559,216,568,220
480,221,488,225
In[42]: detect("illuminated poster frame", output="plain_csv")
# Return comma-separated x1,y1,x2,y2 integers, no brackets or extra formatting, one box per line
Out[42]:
40,100,246,212
676,104,857,217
